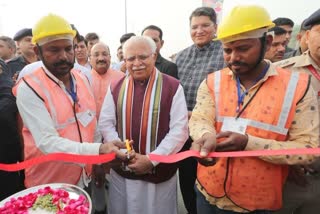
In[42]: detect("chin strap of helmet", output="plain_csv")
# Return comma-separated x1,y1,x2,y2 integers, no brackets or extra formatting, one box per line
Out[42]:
252,33,268,70
36,44,45,62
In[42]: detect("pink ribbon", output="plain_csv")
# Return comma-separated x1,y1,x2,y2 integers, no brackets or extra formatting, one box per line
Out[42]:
0,153,115,172
149,148,320,163
1,148,320,172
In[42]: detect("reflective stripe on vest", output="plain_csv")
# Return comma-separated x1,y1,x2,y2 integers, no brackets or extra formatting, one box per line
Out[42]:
214,69,221,117
19,68,96,187
28,71,96,130
55,110,96,130
213,70,299,135
28,73,59,126
197,67,309,211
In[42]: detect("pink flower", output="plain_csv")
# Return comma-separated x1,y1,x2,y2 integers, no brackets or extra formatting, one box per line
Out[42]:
0,186,89,213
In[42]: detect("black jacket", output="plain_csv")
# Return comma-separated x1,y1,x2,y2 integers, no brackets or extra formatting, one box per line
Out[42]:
7,55,28,77
0,59,24,200
155,54,179,79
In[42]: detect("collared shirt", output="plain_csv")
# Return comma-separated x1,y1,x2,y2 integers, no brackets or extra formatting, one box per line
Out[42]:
283,48,302,59
276,50,320,104
16,67,102,187
111,61,124,71
277,50,320,171
176,41,225,111
76,59,92,70
189,61,319,212
155,54,178,79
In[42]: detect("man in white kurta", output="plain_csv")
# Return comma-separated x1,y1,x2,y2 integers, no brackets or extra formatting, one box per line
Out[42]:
99,36,188,214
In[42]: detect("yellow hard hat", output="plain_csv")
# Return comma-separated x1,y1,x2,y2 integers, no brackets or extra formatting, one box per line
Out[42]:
215,5,275,41
32,14,76,44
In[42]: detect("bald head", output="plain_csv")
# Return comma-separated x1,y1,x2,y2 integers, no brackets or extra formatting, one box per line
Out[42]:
90,42,111,75
90,42,110,56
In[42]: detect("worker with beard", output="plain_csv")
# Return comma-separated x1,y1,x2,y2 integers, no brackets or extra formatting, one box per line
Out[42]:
13,14,130,188
189,5,319,213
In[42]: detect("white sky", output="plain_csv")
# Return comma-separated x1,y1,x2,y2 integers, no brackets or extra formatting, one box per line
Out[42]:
0,0,318,60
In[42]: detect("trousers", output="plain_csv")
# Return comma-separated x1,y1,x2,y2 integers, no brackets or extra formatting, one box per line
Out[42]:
195,187,273,214
179,137,197,214
274,174,320,214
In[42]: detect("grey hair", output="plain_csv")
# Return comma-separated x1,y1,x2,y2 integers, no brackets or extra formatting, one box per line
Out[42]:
123,36,156,57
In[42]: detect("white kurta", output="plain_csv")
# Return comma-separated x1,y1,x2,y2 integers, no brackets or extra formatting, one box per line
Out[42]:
109,169,177,214
99,82,189,214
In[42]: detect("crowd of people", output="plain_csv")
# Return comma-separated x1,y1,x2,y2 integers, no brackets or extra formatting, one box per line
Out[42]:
0,4,320,214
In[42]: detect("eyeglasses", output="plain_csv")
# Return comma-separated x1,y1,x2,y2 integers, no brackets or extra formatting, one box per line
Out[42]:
125,53,153,62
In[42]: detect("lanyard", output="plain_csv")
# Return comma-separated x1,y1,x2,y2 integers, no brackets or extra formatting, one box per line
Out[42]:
67,77,83,143
236,63,270,113
307,65,320,81
66,77,77,103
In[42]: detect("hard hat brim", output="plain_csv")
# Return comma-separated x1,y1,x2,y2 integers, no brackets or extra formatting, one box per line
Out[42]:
213,23,275,42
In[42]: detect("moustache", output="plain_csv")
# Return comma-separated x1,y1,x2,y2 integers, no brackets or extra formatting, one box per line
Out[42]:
227,61,248,67
276,51,285,56
53,60,74,68
132,66,146,71
97,60,107,64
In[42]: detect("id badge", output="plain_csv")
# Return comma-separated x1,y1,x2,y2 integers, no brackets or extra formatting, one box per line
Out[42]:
221,117,248,134
78,110,95,127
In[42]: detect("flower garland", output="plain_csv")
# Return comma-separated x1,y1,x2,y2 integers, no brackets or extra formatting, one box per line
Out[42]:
0,186,89,214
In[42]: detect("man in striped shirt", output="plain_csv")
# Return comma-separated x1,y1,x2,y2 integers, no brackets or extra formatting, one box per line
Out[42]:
175,7,225,214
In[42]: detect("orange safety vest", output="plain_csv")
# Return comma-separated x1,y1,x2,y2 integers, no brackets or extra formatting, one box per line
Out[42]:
197,67,309,211
13,68,96,187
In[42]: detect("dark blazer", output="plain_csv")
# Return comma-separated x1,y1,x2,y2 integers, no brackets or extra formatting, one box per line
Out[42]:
155,54,178,79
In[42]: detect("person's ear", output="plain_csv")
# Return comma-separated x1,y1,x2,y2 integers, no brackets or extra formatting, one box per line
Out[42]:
160,40,164,49
305,30,311,46
296,32,303,41
152,52,157,60
33,45,39,56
